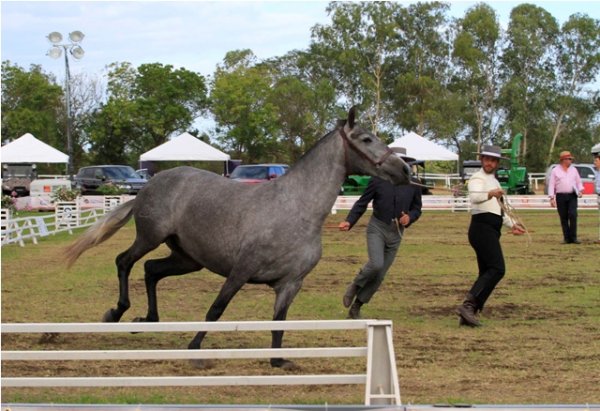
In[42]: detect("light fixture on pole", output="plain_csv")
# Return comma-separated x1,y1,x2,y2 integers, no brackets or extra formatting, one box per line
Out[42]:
46,31,85,179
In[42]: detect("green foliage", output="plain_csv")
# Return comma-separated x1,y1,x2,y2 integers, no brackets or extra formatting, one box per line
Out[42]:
1,61,64,147
97,183,126,196
86,62,209,166
1,194,17,213
51,187,81,203
211,50,281,163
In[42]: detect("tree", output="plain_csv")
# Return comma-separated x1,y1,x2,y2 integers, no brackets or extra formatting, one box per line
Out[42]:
386,2,452,138
452,3,502,152
545,13,600,165
310,1,402,134
266,50,339,163
86,62,209,165
499,4,559,169
1,61,63,147
210,50,280,163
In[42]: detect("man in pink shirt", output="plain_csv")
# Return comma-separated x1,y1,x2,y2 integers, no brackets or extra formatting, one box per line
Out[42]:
548,151,584,244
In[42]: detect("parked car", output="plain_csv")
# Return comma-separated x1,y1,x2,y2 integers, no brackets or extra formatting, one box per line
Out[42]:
228,164,289,184
74,165,147,195
544,163,596,195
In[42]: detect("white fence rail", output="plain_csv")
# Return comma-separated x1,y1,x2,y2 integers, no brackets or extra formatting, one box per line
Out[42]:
0,195,132,247
332,195,599,214
1,320,401,405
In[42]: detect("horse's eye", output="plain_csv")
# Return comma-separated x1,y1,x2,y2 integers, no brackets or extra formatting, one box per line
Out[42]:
362,136,372,143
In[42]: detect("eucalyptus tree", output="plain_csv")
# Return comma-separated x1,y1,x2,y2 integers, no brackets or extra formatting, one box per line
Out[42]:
545,13,600,165
386,1,453,138
210,49,280,163
266,50,339,163
499,4,559,168
309,1,402,134
452,3,503,152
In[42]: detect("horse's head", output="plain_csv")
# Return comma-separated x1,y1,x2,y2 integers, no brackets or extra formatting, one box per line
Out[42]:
338,107,411,186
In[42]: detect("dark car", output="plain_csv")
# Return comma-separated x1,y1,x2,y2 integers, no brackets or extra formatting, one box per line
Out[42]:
228,164,289,184
74,165,147,195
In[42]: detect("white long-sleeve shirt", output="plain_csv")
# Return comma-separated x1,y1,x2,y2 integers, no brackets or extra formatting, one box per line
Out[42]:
468,169,515,228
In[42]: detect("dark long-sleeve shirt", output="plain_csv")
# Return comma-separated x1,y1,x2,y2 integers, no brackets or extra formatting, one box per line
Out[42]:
346,176,422,228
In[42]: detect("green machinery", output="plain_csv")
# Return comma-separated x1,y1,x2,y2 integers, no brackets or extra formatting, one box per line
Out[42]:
496,133,532,194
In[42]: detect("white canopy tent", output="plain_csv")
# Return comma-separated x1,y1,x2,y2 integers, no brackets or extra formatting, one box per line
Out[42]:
140,132,230,162
0,133,69,164
389,132,458,162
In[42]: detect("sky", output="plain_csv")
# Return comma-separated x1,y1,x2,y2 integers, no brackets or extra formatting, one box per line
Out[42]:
3,0,600,82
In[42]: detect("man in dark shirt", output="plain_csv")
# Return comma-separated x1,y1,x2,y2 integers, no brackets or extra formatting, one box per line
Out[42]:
338,166,422,319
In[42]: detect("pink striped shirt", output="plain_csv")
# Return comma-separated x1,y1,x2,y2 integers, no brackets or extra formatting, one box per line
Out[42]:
548,165,584,197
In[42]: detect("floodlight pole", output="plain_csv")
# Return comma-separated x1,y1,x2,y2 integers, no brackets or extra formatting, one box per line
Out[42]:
47,31,85,179
63,47,74,179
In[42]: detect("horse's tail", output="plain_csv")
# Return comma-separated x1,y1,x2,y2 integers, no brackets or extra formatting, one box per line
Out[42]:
64,199,136,268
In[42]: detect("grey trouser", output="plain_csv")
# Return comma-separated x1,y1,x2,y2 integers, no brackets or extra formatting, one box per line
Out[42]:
353,216,403,304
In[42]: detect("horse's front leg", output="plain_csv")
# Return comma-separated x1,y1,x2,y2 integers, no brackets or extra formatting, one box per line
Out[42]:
188,274,248,369
270,280,303,370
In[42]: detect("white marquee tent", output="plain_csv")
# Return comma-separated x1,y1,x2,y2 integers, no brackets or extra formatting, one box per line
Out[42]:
0,133,69,164
389,132,458,162
140,132,230,162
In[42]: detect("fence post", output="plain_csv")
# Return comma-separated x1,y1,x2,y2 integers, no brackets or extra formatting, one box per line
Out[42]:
104,195,123,212
1,208,10,243
55,201,80,233
364,320,401,405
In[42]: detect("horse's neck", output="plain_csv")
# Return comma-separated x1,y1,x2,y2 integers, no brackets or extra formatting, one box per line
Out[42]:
283,131,346,220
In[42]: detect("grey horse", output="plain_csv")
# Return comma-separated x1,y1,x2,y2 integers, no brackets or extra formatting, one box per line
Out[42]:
65,107,411,369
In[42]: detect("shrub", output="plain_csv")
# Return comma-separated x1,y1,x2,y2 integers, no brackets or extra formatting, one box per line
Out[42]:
51,187,81,203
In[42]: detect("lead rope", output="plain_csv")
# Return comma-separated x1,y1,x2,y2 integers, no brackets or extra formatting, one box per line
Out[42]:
498,194,532,246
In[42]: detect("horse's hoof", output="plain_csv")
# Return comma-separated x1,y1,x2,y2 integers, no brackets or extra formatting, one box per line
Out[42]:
189,359,215,370
271,359,299,371
102,309,119,322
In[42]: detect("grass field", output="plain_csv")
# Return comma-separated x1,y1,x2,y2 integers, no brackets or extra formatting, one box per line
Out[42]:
1,208,599,405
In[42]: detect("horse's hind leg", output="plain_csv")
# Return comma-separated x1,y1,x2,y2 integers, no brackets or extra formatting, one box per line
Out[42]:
102,238,158,323
270,280,304,370
133,250,203,323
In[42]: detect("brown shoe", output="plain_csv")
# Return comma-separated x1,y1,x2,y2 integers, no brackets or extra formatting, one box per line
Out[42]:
343,283,359,308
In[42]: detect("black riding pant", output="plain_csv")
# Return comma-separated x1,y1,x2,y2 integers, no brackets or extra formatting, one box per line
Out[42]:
467,212,505,310
555,192,578,243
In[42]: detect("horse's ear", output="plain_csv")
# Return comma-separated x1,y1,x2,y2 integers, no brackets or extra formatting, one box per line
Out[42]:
348,106,357,129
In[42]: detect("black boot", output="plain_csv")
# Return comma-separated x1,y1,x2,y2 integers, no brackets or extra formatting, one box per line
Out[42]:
456,293,481,327
343,282,359,308
348,300,363,319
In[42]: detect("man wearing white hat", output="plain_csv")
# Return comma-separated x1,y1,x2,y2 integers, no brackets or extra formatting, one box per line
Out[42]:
456,145,525,327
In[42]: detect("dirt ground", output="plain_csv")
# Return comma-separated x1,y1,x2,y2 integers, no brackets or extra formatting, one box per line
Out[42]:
2,209,599,405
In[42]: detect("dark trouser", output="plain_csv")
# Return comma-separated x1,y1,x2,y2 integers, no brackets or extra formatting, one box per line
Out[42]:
353,216,402,304
467,213,505,310
555,192,578,243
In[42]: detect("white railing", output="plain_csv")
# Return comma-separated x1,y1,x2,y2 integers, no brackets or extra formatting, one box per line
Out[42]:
0,195,132,247
332,195,599,214
1,320,401,405
527,172,547,191
421,173,462,189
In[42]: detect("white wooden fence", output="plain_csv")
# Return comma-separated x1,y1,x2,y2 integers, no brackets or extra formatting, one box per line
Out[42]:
332,195,599,214
0,195,131,247
1,320,401,405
